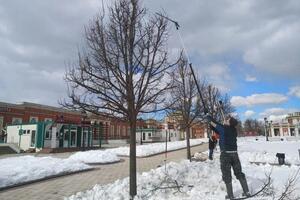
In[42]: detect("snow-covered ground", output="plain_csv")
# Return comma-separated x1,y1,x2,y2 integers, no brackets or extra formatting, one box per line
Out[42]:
68,150,120,164
109,139,207,157
238,136,300,165
0,155,91,188
0,139,206,188
66,137,300,200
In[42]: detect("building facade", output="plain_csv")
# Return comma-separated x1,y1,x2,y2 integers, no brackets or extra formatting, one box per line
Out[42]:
269,112,300,137
136,116,207,144
1,101,130,150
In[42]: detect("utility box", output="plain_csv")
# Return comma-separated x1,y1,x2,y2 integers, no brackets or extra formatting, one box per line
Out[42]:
276,153,285,165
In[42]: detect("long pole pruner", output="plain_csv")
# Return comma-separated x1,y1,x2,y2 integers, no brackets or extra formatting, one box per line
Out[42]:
156,13,208,114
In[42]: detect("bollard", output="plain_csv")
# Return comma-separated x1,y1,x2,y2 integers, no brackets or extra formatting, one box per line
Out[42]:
276,153,285,165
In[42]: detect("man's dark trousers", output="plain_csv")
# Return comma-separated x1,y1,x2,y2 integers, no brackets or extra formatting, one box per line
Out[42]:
220,152,245,183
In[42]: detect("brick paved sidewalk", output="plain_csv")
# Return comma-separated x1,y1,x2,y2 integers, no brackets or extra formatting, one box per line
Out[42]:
0,143,208,200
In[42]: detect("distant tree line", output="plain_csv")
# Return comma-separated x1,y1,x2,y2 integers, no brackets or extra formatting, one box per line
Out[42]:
239,118,265,136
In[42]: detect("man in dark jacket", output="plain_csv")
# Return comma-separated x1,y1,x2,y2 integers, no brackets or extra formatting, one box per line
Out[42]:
207,115,250,199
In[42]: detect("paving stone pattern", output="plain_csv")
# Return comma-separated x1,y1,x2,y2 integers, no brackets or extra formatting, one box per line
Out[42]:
0,143,208,200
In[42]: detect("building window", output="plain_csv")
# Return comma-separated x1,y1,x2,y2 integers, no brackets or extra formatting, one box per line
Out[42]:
70,131,76,146
274,129,280,136
12,118,22,125
122,126,125,136
45,130,51,139
290,128,295,136
27,130,30,134
117,126,120,137
148,133,151,137
29,117,38,123
64,132,69,141
44,118,53,123
31,130,36,147
111,126,114,138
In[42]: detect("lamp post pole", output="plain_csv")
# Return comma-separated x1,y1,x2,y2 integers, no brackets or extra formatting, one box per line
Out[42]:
140,128,143,145
264,117,269,141
269,120,272,138
18,123,23,148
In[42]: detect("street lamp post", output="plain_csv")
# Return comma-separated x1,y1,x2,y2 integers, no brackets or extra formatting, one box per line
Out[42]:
18,124,23,148
269,120,273,138
140,128,143,145
264,117,269,141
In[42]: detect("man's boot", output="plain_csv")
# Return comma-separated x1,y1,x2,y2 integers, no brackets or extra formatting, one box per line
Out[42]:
225,182,234,199
239,178,250,197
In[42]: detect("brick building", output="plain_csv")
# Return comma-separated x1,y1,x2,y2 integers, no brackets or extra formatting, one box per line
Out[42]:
0,102,130,147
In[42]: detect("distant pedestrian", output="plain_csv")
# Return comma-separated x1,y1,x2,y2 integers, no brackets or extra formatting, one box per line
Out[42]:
208,132,218,160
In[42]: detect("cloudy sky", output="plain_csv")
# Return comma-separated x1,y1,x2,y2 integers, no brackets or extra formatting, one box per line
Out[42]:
0,0,299,121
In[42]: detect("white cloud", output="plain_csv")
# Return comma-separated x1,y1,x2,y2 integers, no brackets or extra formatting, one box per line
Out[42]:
288,86,300,98
1,0,300,107
259,107,295,116
245,75,257,82
146,0,300,79
260,115,287,122
268,115,287,122
243,23,300,77
244,110,255,118
231,93,288,107
199,63,233,92
258,107,298,122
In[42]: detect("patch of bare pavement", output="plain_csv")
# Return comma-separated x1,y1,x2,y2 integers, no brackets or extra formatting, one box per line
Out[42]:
0,143,208,200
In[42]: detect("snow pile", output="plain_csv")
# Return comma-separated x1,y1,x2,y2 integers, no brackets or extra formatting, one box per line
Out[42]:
66,159,300,200
66,138,300,200
0,155,91,188
238,137,300,165
109,139,207,157
68,150,120,164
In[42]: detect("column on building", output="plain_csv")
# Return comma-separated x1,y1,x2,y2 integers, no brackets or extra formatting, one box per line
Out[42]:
279,126,283,137
296,126,299,137
270,126,274,137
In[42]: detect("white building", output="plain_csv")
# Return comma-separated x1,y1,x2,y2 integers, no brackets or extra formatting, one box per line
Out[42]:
269,112,300,137
6,121,94,152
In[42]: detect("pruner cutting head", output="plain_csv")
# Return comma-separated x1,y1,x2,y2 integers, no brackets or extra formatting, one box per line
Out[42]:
219,100,223,106
155,12,180,30
174,21,180,30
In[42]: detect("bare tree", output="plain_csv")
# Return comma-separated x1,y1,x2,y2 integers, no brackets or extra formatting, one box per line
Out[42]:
243,119,265,135
205,84,221,121
204,84,235,139
205,86,234,122
275,167,300,200
166,57,204,161
62,0,179,198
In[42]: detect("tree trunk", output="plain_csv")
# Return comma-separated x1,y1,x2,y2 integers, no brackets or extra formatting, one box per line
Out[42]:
186,127,191,161
129,119,137,199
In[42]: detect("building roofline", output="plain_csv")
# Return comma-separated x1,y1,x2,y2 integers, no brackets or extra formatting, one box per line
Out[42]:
22,102,82,115
0,101,82,115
